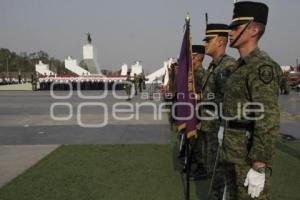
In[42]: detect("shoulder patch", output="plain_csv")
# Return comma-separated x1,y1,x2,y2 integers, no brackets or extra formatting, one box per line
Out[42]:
259,65,273,84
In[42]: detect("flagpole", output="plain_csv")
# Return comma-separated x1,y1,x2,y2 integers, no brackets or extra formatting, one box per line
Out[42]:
184,13,191,200
185,13,190,75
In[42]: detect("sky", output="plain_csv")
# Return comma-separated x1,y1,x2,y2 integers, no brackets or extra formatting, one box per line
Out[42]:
0,0,299,72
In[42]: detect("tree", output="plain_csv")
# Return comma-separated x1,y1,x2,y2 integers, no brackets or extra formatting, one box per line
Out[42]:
0,48,63,74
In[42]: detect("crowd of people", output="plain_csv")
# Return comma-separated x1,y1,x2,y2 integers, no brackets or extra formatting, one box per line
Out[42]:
38,80,126,91
0,75,26,85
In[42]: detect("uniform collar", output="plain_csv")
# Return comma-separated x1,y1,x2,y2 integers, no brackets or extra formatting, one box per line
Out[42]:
193,63,203,71
238,48,261,65
207,55,226,73
212,54,227,66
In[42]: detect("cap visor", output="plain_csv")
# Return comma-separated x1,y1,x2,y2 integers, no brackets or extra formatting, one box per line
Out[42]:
229,20,248,29
203,36,214,42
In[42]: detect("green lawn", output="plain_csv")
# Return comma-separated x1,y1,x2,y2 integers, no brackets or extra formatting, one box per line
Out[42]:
272,141,300,200
0,143,299,200
0,145,187,200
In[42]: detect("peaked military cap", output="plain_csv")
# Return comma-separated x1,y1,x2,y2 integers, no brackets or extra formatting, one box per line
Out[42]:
192,45,205,54
203,23,229,41
229,1,269,29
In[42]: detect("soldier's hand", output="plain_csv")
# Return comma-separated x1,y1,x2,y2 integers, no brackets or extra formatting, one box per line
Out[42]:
244,168,265,198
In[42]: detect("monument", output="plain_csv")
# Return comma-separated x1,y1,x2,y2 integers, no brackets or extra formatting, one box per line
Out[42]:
121,64,128,76
130,61,143,76
65,56,90,75
82,33,101,74
35,61,55,76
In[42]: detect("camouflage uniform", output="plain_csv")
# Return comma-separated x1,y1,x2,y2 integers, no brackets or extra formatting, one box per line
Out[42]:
31,73,37,91
124,74,132,99
194,64,206,95
138,74,143,92
198,54,235,199
191,64,206,163
221,48,282,200
133,74,138,95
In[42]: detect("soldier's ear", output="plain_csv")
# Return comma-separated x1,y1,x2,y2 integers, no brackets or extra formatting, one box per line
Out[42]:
219,39,224,47
217,38,224,47
249,24,260,39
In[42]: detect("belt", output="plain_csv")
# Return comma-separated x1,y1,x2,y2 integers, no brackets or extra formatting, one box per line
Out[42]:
226,120,253,131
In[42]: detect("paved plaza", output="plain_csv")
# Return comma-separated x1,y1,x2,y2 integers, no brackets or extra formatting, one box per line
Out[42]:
0,90,299,145
0,90,171,145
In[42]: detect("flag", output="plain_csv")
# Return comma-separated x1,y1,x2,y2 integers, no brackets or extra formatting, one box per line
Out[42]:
176,16,198,139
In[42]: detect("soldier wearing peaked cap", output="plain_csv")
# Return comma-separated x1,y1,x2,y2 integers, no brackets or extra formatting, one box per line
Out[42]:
189,45,207,181
192,45,206,98
221,1,282,199
195,23,236,199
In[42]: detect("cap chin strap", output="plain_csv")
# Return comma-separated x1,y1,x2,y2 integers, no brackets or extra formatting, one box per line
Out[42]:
230,20,253,47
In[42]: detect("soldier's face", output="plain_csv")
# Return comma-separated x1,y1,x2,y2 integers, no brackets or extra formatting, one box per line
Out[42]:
192,54,196,64
205,37,218,56
192,54,203,66
229,24,251,48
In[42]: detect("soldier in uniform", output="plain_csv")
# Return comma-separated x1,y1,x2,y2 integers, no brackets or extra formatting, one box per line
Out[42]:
200,23,236,199
31,72,37,91
141,72,146,90
221,2,282,199
192,45,206,97
189,45,207,180
138,74,143,92
124,71,132,100
133,73,138,95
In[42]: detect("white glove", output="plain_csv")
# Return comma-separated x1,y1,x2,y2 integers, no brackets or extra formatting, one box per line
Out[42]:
217,126,224,146
244,168,265,198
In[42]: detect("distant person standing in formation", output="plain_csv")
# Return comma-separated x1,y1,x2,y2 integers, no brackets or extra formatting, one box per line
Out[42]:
31,73,37,91
141,72,146,90
138,74,143,92
133,73,138,95
124,71,132,101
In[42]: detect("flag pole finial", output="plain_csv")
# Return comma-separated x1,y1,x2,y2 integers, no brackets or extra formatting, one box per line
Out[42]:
186,12,190,22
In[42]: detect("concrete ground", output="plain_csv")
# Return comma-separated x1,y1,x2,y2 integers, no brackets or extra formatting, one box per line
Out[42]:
0,145,59,188
279,91,300,139
0,83,32,91
0,90,170,145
